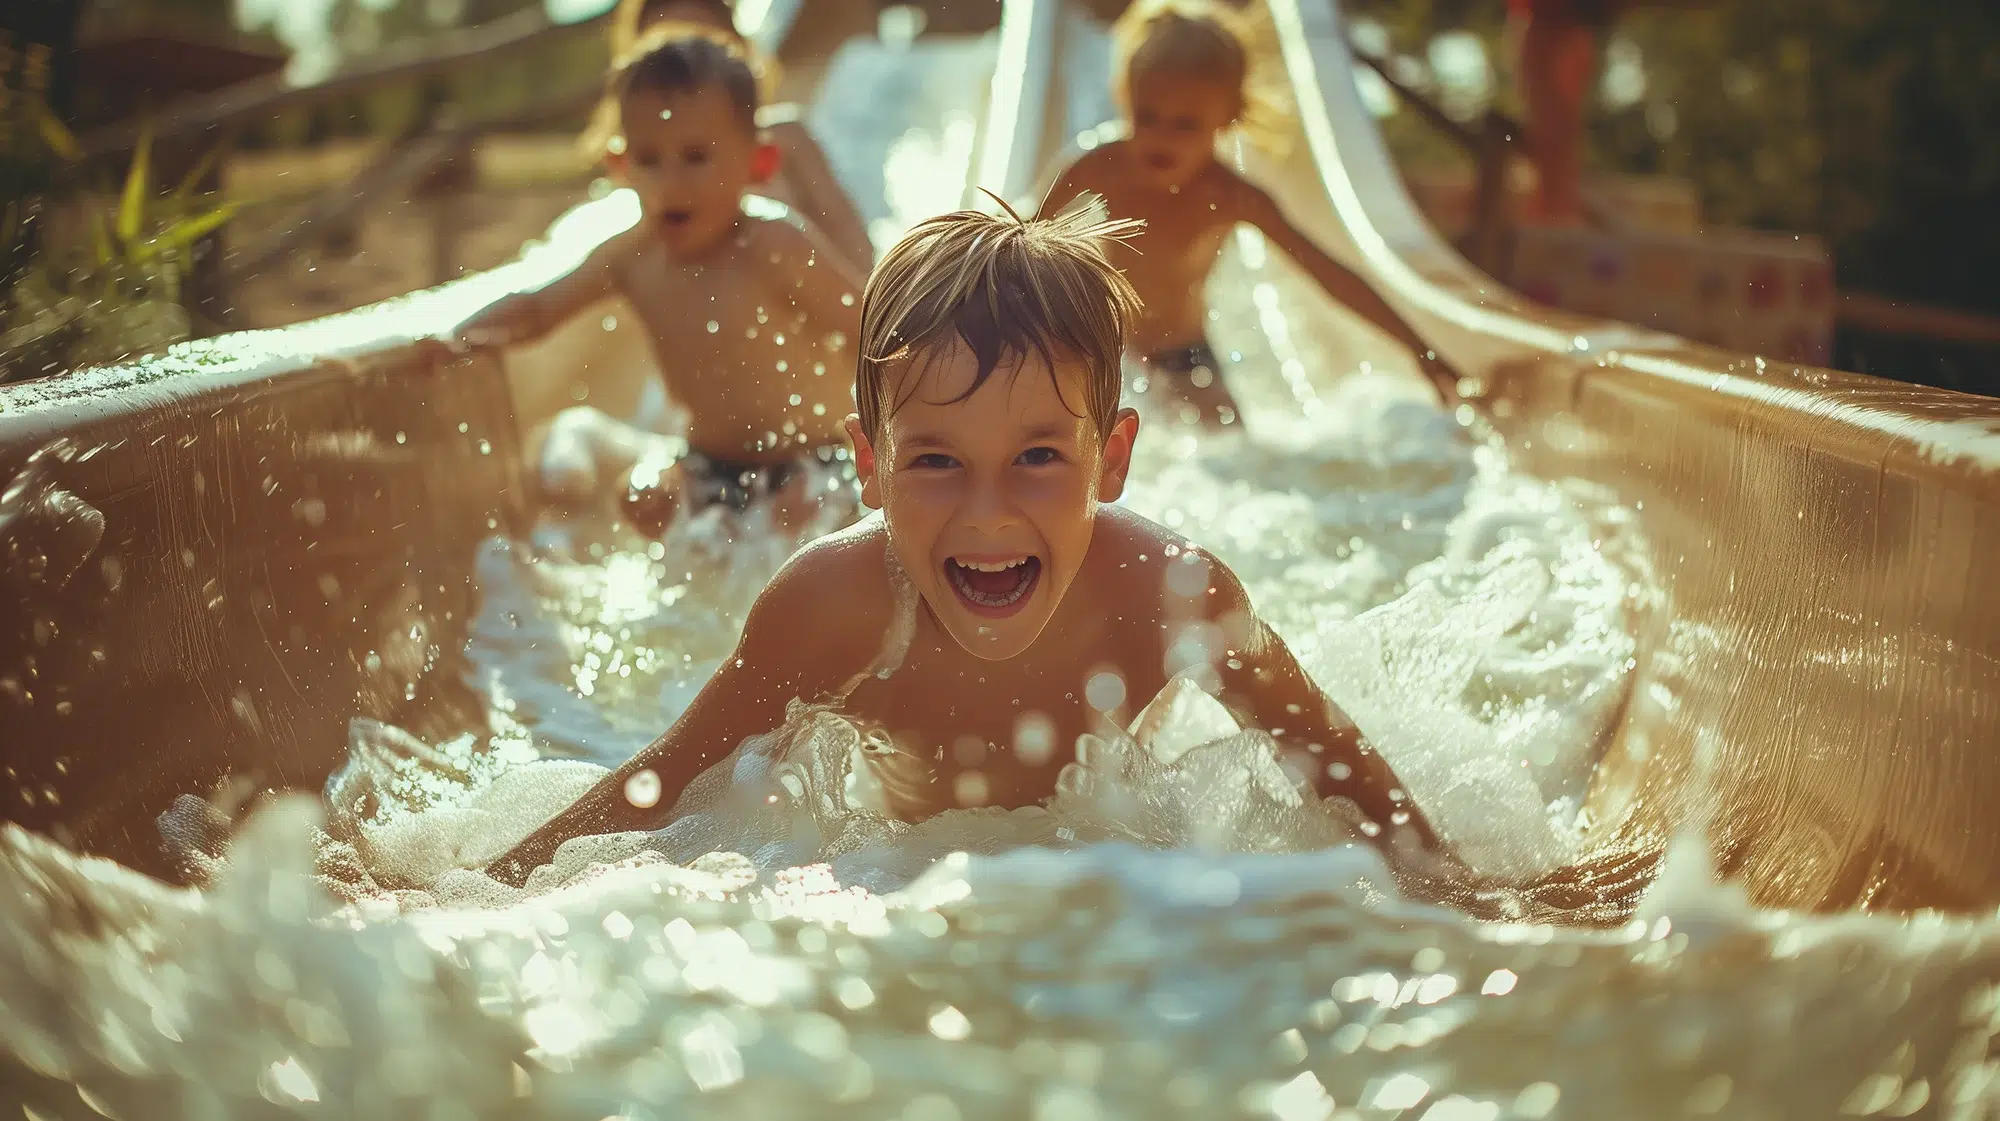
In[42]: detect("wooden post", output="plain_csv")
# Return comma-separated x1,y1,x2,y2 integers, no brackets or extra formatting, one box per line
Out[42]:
1468,109,1513,277
417,123,476,288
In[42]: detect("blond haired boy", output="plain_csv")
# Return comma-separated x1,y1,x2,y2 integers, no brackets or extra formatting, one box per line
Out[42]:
1045,0,1461,427
488,202,1440,883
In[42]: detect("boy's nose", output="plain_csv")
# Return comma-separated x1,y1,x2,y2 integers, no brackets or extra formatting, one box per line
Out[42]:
958,476,1022,532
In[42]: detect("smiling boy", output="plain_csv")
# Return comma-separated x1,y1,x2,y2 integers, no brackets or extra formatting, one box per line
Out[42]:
486,202,1440,885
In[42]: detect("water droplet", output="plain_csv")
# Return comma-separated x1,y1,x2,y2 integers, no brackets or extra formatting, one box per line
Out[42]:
706,320,720,333
601,314,617,331
1084,671,1127,712
457,422,469,433
788,393,803,406
746,327,759,339
776,359,789,373
840,292,854,306
812,403,827,416
625,769,661,808
927,1004,972,1040
478,439,492,455
773,333,786,346
1015,712,1057,765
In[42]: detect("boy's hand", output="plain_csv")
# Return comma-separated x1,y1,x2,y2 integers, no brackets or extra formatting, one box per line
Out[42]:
1418,351,1466,409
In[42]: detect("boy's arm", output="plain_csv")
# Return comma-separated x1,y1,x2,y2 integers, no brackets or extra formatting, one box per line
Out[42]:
1191,551,1441,850
1234,181,1462,405
484,542,860,886
770,121,876,271
446,233,630,350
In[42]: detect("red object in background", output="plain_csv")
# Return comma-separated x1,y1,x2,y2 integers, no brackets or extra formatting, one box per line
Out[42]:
1747,262,1782,310
1512,0,1604,224
1799,261,1833,308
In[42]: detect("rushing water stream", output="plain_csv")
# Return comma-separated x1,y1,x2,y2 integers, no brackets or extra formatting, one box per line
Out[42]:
5,19,2000,1121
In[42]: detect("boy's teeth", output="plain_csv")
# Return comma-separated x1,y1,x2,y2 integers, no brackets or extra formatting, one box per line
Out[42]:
958,558,1026,572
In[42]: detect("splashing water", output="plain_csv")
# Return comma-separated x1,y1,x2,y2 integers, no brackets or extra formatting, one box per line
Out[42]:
8,33,2000,1121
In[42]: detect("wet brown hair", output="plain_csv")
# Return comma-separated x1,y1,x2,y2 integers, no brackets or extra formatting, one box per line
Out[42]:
585,6,774,157
612,0,736,57
588,22,761,158
856,196,1144,441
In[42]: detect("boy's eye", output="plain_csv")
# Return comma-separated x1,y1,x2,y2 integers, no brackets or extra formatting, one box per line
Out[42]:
909,453,958,470
1016,446,1062,466
682,146,710,165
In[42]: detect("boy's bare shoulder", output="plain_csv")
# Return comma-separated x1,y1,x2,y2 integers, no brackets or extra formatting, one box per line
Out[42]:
1086,505,1251,617
1058,142,1128,186
750,516,899,656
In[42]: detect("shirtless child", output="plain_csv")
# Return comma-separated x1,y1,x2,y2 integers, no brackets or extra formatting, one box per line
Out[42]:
1045,0,1460,427
450,29,864,535
486,203,1442,885
609,0,875,271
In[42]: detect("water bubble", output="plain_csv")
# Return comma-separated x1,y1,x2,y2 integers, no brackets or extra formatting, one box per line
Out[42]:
457,422,469,433
1513,1082,1559,1117
1367,1072,1430,1111
774,333,786,346
601,314,617,331
747,327,759,339
756,306,770,324
625,768,662,808
261,1058,320,1104
1480,969,1518,996
1269,1071,1334,1121
789,393,804,406
812,403,827,415
927,1004,972,1040
1014,713,1057,764
777,360,789,373
1084,670,1127,712
840,292,855,306
707,320,721,333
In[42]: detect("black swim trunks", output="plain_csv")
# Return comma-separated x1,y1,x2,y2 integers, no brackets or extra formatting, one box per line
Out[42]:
680,444,855,512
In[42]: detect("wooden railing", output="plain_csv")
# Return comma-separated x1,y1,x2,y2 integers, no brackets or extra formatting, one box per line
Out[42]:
1348,35,2000,356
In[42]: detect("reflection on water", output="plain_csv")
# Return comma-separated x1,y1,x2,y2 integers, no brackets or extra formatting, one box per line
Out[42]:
5,23,1997,1121
12,208,1991,1121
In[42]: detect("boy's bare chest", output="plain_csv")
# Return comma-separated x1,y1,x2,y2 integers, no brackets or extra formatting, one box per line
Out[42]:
841,616,1170,814
621,254,803,351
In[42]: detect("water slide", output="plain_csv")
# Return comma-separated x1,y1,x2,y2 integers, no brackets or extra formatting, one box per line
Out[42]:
11,1,2000,1114
4,0,1999,909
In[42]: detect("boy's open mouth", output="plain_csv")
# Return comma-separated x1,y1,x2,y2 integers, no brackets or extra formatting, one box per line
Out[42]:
659,208,693,229
945,556,1041,617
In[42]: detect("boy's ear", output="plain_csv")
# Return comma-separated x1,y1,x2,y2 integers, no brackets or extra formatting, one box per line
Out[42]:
750,141,782,185
1095,408,1141,503
844,413,883,510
